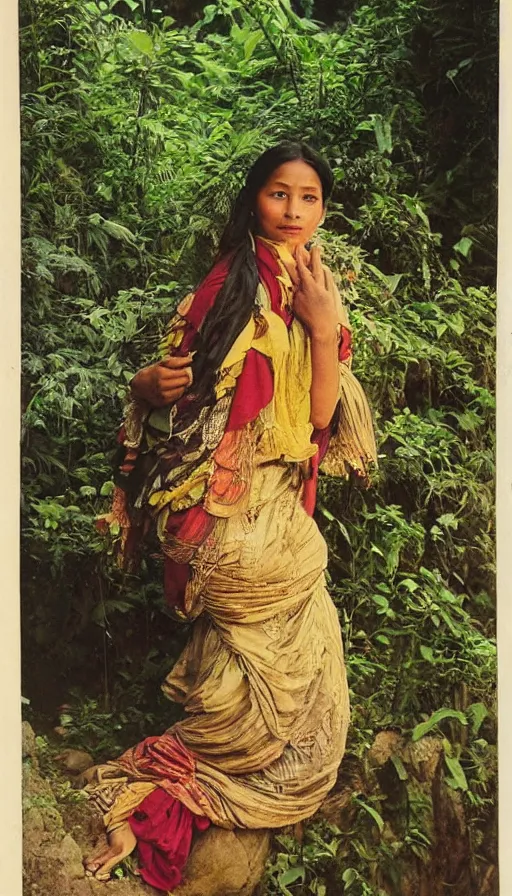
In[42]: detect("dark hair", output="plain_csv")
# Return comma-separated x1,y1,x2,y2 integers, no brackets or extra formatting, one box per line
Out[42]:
191,141,334,400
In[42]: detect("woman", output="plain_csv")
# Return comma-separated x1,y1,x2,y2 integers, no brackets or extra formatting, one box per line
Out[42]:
84,141,377,890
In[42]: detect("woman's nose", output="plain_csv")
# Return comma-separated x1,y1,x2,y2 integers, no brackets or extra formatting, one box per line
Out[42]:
284,199,301,219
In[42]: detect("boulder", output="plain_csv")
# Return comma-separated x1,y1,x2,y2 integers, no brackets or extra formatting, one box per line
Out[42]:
22,720,38,761
55,749,95,776
58,832,86,880
173,827,271,896
367,730,404,767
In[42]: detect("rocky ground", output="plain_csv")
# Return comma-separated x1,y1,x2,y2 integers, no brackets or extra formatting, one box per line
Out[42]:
22,722,497,896
22,722,270,896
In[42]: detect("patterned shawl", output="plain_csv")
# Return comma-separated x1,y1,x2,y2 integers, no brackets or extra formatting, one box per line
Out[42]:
98,237,377,611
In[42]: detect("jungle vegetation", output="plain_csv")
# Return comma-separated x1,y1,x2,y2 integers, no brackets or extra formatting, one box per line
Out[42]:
20,0,497,893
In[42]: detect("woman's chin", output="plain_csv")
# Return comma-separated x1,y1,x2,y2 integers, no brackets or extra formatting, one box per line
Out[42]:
277,234,307,251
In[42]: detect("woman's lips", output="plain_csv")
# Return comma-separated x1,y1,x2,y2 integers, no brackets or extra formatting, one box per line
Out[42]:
278,226,302,233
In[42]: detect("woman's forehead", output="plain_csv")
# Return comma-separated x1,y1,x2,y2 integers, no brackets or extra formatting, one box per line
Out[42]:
264,160,322,190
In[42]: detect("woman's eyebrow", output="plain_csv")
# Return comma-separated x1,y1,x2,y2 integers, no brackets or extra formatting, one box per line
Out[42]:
270,180,321,191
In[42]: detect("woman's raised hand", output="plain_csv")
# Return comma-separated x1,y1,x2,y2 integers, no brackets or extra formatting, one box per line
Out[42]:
289,246,339,340
130,354,194,407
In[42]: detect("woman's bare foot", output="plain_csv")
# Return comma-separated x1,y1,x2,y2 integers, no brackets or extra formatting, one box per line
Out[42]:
84,822,137,881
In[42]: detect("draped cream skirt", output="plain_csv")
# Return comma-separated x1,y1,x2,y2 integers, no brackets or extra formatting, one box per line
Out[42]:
87,463,350,831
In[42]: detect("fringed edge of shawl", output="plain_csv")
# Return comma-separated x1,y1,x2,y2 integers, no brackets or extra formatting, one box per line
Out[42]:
320,362,378,485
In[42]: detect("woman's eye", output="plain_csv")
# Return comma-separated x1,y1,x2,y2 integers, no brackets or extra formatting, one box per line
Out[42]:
303,194,319,203
271,191,287,199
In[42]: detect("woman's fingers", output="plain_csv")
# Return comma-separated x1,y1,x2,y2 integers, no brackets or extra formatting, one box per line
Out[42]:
309,245,324,283
151,384,188,406
130,360,192,406
159,385,187,403
159,354,194,370
296,247,314,281
158,369,192,387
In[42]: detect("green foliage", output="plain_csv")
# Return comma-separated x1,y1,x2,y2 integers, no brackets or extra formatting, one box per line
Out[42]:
264,824,343,896
20,0,496,892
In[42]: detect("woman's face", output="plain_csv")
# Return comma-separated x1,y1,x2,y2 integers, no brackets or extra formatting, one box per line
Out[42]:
254,159,325,252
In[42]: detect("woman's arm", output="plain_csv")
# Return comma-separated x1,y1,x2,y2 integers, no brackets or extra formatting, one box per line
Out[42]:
130,354,194,407
292,247,340,429
309,329,340,429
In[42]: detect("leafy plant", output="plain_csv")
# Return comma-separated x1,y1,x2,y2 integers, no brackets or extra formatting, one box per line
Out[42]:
20,0,497,893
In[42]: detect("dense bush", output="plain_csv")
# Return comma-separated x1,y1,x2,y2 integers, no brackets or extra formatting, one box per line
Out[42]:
20,0,497,892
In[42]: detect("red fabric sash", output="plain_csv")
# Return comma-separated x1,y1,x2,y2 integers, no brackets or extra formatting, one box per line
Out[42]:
129,790,210,891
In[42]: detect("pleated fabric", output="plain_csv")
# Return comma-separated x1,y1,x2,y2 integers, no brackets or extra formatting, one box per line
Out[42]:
86,463,350,831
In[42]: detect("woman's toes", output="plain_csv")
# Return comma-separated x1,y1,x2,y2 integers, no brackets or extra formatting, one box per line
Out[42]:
84,824,137,879
84,844,110,873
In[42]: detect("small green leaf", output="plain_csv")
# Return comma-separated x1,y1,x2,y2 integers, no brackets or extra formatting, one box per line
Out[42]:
436,513,458,529
126,30,154,57
279,866,306,886
420,644,435,663
466,702,488,736
79,485,97,498
318,505,351,544
412,708,467,741
310,883,326,896
244,30,263,60
353,796,384,832
444,755,468,791
101,219,138,245
390,754,408,781
421,258,431,290
342,868,358,886
399,578,419,592
453,237,473,258
372,114,393,153
371,594,389,612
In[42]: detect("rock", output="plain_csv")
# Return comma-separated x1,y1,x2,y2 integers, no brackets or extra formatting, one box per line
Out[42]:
74,765,101,789
319,786,355,826
23,760,56,805
368,730,404,767
22,721,38,761
55,749,95,775
41,804,65,835
54,726,70,738
173,827,271,896
405,736,443,782
25,805,45,832
22,763,64,836
23,806,47,862
58,832,86,880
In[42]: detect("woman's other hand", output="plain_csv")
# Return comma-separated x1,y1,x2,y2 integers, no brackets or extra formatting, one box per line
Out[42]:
289,245,339,340
130,354,194,407
286,246,340,429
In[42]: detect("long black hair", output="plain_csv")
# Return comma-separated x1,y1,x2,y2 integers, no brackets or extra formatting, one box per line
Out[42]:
191,141,334,400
